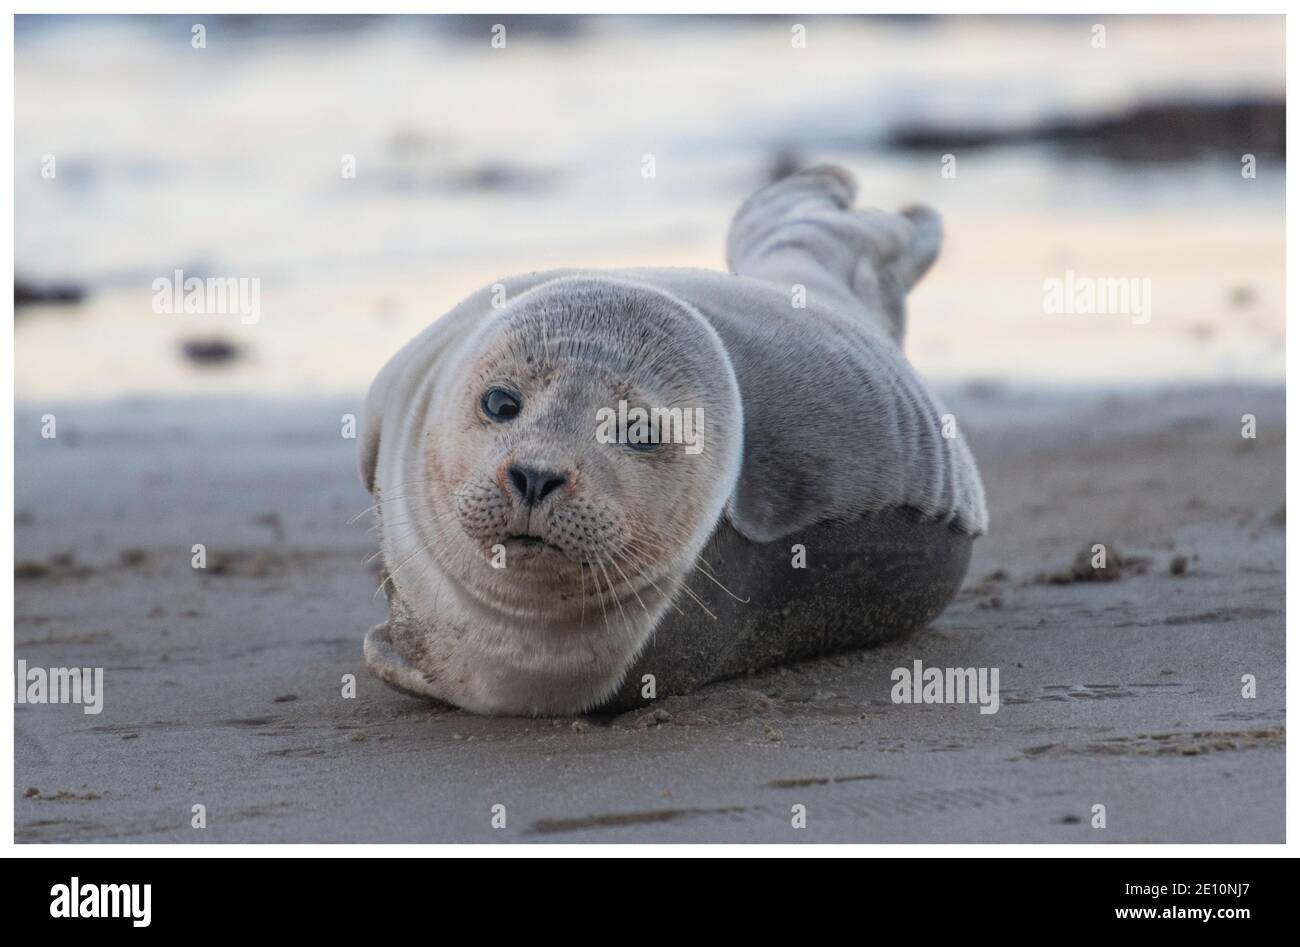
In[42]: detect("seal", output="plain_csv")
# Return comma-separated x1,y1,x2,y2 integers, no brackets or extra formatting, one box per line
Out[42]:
359,166,987,716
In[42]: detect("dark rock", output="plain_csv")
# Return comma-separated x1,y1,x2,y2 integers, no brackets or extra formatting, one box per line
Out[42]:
181,338,242,365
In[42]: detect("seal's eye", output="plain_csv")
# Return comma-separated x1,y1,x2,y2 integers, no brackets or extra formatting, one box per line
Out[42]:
626,434,661,452
482,388,521,421
625,425,662,452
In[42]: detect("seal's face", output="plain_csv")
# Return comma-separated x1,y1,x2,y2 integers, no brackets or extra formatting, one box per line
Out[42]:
371,278,742,714
425,283,737,617
449,375,656,581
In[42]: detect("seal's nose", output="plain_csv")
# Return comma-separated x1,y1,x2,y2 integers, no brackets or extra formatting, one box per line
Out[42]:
507,465,568,507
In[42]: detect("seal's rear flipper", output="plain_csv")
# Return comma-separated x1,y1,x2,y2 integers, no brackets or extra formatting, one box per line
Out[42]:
725,165,942,342
364,622,445,702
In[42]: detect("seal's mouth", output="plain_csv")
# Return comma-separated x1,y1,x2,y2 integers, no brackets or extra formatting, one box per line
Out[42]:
505,533,565,554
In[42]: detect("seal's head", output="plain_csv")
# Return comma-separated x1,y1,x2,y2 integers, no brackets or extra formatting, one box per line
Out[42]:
363,276,743,714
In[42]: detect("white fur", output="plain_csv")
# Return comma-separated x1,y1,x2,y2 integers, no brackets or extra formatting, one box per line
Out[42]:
359,166,986,715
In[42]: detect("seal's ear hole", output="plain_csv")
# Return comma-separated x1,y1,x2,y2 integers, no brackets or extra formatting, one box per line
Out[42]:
482,387,521,421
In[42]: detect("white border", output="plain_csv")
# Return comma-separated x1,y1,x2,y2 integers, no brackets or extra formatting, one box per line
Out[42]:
2,0,1292,858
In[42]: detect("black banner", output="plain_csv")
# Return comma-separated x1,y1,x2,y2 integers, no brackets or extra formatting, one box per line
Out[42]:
8,856,1286,932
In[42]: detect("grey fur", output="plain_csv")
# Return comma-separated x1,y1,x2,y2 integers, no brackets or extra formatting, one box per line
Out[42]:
359,166,986,715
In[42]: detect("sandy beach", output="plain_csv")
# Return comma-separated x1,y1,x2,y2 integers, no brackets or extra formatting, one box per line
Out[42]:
11,13,1285,846
13,381,1283,843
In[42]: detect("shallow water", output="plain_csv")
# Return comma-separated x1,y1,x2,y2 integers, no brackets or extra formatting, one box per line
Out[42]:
14,14,1285,398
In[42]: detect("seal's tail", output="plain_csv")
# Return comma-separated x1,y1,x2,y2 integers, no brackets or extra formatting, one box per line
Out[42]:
725,165,942,342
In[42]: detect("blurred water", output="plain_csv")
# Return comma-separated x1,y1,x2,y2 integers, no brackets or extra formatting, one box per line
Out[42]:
13,14,1286,397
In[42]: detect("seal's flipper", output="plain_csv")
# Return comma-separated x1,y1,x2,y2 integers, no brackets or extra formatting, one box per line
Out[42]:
364,622,446,702
725,165,942,342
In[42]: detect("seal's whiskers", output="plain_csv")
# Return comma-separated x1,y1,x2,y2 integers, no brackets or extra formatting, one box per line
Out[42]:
632,526,747,602
594,555,633,634
610,545,685,617
346,480,438,524
606,555,650,619
621,534,723,618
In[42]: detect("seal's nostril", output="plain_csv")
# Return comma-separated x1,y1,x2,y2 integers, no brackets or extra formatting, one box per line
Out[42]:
536,471,567,502
507,465,530,500
507,465,568,507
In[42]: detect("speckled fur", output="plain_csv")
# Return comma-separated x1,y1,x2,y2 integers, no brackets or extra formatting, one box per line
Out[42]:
359,166,986,715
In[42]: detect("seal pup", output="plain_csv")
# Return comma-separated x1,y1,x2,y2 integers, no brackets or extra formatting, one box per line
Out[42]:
359,165,987,716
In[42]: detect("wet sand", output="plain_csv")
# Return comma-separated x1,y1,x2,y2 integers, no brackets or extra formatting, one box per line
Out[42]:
13,382,1284,843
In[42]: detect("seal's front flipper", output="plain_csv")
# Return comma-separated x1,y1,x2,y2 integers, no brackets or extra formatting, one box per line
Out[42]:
364,622,446,702
725,165,942,342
